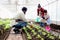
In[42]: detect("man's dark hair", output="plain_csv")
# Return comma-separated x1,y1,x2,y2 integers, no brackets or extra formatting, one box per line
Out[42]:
22,7,27,14
44,10,47,13
38,4,41,8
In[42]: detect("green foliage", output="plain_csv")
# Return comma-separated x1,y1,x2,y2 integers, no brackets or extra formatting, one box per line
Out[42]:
23,23,60,40
27,33,32,40
4,24,10,30
0,20,4,25
0,18,11,30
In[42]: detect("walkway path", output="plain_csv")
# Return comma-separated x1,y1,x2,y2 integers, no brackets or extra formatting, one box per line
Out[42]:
6,28,23,40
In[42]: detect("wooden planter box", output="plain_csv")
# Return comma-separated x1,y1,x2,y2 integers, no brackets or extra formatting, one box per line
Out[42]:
0,28,11,40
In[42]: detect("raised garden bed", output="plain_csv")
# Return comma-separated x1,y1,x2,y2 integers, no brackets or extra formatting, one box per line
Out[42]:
0,28,11,40
22,24,60,40
0,19,12,40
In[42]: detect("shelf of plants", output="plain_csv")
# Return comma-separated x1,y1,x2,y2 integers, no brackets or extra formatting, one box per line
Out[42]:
22,23,60,40
0,19,11,40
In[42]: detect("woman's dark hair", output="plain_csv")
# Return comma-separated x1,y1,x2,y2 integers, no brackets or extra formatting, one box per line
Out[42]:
22,7,27,14
38,4,41,8
44,10,47,13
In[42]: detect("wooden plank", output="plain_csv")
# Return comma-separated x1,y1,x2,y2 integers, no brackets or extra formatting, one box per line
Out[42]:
22,32,27,40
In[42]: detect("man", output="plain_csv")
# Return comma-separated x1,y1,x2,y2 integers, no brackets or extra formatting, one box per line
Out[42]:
13,7,27,34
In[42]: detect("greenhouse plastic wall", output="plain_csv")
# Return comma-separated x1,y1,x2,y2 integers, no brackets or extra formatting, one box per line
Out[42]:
0,0,60,22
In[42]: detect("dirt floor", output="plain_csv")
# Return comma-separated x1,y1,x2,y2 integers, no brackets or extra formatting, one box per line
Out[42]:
6,28,23,40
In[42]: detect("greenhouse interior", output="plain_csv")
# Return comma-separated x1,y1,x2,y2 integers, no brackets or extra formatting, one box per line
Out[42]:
0,0,60,40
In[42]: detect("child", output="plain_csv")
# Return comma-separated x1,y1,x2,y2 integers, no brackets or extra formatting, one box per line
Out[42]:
43,10,51,25
40,10,51,27
43,10,51,31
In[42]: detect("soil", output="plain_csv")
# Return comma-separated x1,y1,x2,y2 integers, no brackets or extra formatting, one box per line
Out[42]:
50,24,60,33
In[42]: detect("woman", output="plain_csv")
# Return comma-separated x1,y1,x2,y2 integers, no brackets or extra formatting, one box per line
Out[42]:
37,4,44,17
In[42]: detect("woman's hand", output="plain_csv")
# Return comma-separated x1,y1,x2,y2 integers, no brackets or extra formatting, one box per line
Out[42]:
42,16,45,19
